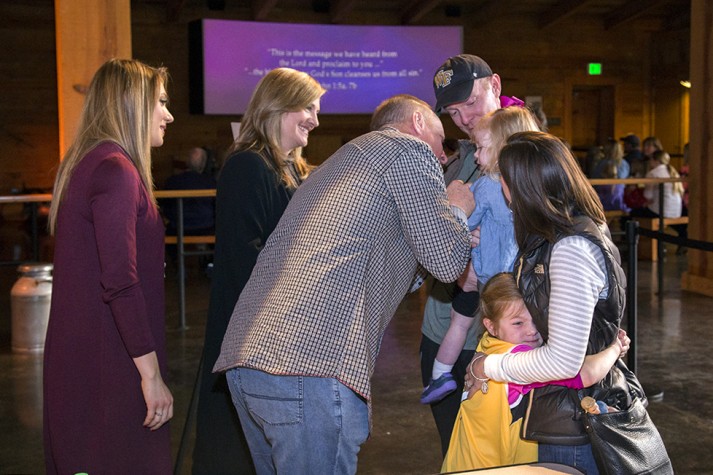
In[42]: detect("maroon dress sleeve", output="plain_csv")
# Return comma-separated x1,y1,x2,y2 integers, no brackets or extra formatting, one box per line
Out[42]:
89,154,157,357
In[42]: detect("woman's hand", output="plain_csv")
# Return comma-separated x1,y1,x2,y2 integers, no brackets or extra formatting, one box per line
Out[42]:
134,352,174,430
140,374,174,430
617,329,630,359
463,351,489,400
580,330,632,387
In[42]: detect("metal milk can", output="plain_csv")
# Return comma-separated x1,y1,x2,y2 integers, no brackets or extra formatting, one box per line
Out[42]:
10,263,53,353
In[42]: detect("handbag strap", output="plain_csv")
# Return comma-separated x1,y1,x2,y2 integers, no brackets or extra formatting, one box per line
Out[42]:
520,387,536,439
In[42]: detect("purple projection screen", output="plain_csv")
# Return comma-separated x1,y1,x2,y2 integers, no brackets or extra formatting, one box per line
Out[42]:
194,19,463,115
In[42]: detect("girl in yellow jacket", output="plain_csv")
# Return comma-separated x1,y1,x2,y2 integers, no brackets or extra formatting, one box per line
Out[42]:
442,272,627,472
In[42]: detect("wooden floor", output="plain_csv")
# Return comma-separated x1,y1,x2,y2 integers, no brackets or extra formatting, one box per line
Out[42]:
1,243,712,474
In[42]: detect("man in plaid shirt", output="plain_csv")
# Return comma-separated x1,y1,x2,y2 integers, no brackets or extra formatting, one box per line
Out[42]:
214,94,474,474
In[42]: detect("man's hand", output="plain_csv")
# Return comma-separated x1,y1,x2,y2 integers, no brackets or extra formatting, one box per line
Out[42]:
447,180,475,216
470,227,481,248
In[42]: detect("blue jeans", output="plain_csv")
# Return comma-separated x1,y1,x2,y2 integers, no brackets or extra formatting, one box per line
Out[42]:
226,367,369,475
539,443,599,475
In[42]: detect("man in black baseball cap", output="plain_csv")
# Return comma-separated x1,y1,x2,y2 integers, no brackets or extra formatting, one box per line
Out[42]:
619,133,643,165
420,54,520,457
620,133,640,148
433,54,525,131
433,55,496,114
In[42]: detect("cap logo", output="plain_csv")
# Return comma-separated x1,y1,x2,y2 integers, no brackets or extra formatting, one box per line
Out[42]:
434,69,454,89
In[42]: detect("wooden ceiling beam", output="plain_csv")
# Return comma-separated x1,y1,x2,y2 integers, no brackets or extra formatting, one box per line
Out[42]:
539,0,594,29
401,0,443,25
252,0,279,21
330,0,358,24
166,0,185,22
604,0,668,30
663,7,692,30
469,0,520,28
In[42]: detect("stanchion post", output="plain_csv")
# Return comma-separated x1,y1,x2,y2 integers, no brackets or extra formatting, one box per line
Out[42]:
657,183,665,296
176,198,187,330
173,353,204,475
627,219,664,401
626,220,638,374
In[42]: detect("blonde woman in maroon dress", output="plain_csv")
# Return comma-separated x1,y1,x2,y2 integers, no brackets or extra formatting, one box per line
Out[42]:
44,59,174,474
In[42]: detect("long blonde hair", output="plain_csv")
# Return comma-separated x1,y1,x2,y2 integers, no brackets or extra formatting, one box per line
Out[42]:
231,68,326,188
471,107,541,176
602,139,624,170
49,59,168,234
642,136,663,155
653,151,684,196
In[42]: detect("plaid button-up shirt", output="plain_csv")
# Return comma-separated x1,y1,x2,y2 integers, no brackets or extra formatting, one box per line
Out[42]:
215,128,471,403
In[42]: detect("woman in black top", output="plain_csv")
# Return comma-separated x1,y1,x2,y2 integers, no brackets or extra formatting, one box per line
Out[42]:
193,67,325,475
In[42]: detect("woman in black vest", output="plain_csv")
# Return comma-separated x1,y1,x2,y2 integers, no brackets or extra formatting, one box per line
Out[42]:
466,131,628,474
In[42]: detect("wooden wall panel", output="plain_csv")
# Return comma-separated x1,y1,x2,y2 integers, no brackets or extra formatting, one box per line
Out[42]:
653,84,688,157
650,27,691,157
55,0,132,158
0,1,58,193
681,0,713,296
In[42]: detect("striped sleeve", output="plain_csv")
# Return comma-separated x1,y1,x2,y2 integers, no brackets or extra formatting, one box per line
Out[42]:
484,235,607,385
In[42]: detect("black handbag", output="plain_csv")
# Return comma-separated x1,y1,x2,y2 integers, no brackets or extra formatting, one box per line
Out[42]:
522,358,674,474
581,396,673,475
521,359,649,445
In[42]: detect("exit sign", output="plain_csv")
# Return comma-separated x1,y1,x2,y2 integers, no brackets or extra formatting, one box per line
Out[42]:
588,63,602,75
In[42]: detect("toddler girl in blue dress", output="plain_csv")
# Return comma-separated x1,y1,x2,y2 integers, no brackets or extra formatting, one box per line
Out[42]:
421,106,541,404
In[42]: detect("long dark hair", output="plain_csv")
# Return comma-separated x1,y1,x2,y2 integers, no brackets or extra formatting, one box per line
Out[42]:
499,131,605,248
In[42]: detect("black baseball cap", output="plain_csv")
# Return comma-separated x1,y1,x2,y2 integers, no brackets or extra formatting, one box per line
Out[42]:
619,134,640,147
433,55,493,114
